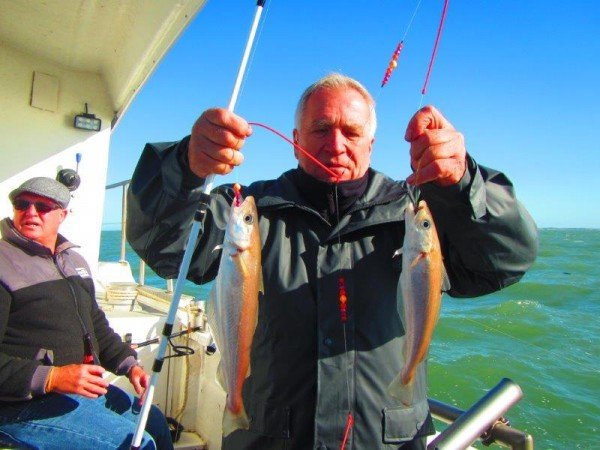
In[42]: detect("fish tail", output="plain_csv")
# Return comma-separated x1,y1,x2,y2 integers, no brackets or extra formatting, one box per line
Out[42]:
387,363,427,406
222,405,250,437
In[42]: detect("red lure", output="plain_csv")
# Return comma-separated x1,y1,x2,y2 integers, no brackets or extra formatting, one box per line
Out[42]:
381,41,404,87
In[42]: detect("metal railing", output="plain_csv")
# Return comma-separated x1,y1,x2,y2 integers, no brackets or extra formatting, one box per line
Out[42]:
105,179,131,263
105,179,165,290
428,379,534,449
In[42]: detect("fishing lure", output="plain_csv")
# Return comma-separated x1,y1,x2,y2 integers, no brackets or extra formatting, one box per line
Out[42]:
379,0,449,97
381,41,404,87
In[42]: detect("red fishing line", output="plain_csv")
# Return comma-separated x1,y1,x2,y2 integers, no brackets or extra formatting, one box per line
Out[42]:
339,411,354,449
248,121,341,182
421,0,450,95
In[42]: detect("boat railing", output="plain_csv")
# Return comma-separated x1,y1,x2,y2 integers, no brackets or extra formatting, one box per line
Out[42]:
105,179,174,291
428,378,534,449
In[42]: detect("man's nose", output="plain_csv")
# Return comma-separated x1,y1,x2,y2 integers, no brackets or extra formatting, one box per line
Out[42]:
324,129,346,154
24,204,39,215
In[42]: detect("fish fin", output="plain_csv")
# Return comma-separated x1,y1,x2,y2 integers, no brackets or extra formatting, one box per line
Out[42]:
222,404,250,437
410,252,427,270
387,362,427,407
387,371,414,406
441,264,451,292
233,254,249,278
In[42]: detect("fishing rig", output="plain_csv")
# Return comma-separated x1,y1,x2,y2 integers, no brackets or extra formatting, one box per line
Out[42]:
380,0,449,105
130,1,532,449
129,0,448,447
130,1,268,447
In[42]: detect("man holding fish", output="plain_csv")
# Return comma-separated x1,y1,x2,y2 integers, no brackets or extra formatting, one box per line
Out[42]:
127,73,538,449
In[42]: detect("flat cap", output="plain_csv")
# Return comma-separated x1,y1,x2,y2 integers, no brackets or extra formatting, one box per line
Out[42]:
9,177,71,208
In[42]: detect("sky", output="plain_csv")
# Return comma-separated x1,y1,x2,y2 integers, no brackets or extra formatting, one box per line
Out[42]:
103,0,600,229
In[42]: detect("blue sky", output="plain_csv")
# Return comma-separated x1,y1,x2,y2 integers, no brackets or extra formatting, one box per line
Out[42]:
104,0,600,229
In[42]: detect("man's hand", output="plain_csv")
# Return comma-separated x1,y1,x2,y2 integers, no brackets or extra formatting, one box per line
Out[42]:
45,364,109,398
127,365,149,398
404,105,466,187
188,108,253,178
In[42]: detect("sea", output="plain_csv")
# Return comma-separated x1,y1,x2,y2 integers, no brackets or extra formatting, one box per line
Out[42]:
100,228,599,449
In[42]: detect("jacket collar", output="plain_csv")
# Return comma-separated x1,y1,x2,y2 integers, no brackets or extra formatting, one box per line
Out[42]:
252,168,414,236
255,168,406,206
0,217,77,256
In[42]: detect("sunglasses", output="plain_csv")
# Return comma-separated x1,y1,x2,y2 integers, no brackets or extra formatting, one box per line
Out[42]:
12,199,62,214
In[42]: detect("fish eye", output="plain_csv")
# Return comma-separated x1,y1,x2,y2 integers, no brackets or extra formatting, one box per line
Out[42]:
422,220,430,229
243,214,254,224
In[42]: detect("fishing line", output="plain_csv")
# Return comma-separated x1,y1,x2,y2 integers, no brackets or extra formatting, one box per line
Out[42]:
403,0,425,41
419,0,450,106
248,121,341,181
229,0,273,187
177,0,275,300
242,0,272,88
380,0,424,88
376,0,450,191
333,185,355,449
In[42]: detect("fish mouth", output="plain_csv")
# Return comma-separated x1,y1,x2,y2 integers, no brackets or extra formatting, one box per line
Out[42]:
414,200,426,212
406,188,419,208
227,243,248,257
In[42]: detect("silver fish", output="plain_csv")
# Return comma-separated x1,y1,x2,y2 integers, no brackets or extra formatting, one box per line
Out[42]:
388,200,449,406
207,193,262,436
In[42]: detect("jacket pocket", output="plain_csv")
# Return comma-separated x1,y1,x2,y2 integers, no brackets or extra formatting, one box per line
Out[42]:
248,401,291,439
382,400,429,444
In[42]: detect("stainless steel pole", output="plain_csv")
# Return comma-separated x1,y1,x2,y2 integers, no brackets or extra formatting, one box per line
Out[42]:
427,378,523,450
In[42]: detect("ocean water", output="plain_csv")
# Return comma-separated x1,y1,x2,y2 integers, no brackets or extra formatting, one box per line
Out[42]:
100,228,600,449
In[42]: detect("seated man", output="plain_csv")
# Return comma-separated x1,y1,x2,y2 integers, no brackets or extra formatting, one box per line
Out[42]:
0,177,173,449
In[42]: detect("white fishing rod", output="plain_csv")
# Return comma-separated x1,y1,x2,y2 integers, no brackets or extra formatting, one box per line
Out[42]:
130,1,267,447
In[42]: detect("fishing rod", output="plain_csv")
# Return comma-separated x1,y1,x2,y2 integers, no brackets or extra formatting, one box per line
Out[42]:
130,1,267,447
131,326,202,350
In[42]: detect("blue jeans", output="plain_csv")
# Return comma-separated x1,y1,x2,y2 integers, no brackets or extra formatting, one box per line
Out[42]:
0,385,173,449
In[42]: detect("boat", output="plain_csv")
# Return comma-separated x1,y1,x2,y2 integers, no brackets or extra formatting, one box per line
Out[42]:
0,2,533,448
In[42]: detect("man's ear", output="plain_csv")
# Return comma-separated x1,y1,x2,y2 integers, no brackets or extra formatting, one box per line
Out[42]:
292,129,300,160
58,208,68,224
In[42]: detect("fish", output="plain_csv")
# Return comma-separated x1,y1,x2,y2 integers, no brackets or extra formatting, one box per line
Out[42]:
206,187,262,436
388,199,449,406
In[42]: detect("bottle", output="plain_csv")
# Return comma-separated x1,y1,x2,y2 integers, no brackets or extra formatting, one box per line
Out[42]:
83,332,99,365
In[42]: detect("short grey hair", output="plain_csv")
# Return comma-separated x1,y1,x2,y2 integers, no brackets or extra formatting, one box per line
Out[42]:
294,73,377,139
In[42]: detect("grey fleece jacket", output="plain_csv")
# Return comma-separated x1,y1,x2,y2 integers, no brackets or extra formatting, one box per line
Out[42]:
0,219,137,401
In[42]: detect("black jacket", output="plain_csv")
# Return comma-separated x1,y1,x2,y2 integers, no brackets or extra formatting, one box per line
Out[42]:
0,219,136,401
127,138,539,449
